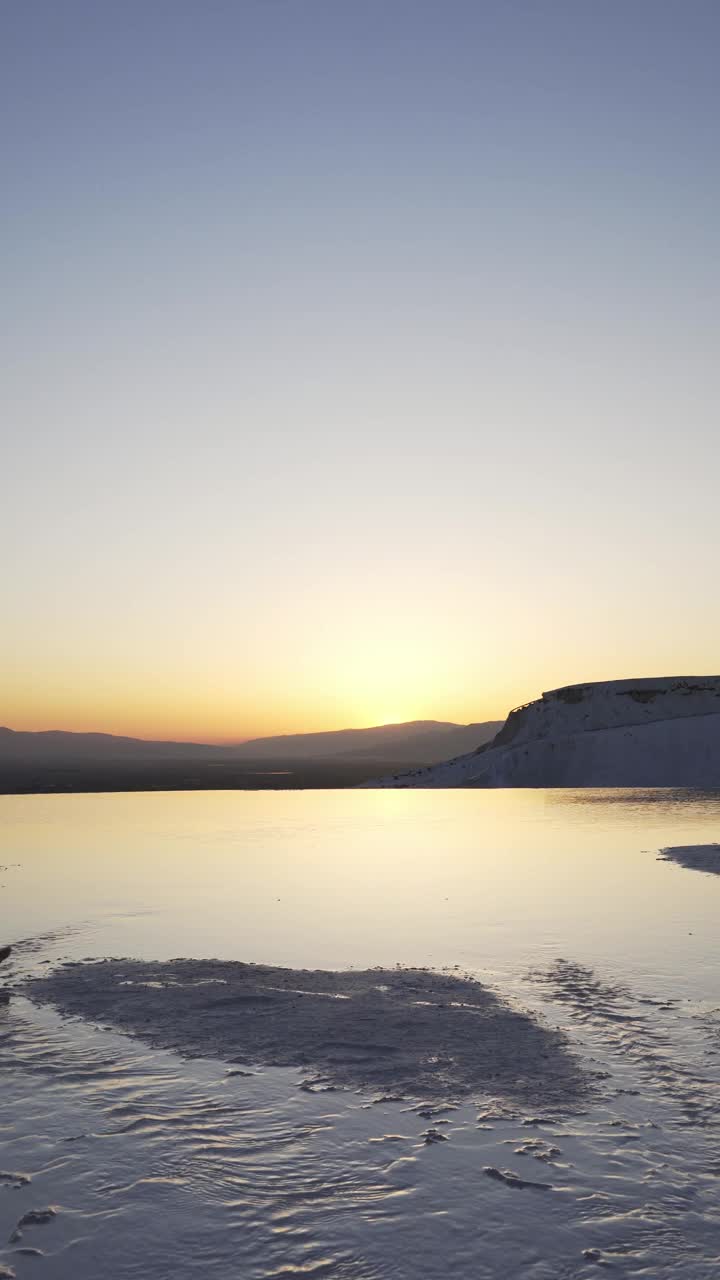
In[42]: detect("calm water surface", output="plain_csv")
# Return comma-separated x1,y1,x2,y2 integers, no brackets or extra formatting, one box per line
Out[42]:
2,789,720,1278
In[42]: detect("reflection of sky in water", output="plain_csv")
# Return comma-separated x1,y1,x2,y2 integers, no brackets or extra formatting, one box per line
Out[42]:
3,790,720,1277
3,788,720,997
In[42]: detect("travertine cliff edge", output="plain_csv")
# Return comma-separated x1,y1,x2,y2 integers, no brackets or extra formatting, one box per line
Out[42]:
368,678,720,788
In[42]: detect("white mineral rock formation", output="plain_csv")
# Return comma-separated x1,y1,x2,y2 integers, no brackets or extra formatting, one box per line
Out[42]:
368,677,720,788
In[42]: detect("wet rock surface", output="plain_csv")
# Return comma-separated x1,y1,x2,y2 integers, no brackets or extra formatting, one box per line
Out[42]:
658,843,720,875
25,960,587,1107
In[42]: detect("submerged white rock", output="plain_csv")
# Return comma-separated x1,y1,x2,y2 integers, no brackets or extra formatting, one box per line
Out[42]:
368,677,720,788
658,844,720,874
26,960,587,1107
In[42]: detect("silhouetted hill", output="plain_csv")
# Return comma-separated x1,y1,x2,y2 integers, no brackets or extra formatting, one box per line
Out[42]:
231,720,501,762
336,722,502,762
0,727,223,762
0,719,501,793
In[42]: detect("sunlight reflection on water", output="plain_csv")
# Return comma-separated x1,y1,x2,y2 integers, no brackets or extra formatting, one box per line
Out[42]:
2,789,720,1277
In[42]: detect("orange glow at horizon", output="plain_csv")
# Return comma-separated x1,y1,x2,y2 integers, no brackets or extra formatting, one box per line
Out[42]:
7,623,720,741
5,559,719,744
3,602,516,741
3,634,517,742
2,685,507,744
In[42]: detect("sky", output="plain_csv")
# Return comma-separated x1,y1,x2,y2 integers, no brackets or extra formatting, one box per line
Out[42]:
3,0,720,742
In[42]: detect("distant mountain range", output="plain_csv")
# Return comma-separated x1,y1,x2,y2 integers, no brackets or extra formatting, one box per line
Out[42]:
368,678,720,788
231,721,502,762
0,720,502,793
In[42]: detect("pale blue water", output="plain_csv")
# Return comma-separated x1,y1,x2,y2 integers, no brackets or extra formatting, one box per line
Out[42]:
2,789,720,1278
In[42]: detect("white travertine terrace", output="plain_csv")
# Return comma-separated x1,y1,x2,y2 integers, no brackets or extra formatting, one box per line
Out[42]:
369,678,720,788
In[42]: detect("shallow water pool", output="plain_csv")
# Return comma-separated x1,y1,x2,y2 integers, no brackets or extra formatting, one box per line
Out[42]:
2,788,720,1277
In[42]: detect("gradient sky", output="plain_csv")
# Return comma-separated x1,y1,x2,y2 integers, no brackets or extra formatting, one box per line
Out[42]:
4,0,720,741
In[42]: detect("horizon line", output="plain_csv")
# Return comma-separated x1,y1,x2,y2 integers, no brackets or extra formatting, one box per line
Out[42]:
0,716,497,748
